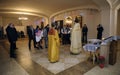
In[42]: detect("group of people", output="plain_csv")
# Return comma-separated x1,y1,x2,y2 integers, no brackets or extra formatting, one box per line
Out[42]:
27,24,49,50
82,23,104,43
27,23,60,62
59,22,104,45
48,18,104,62
6,17,104,63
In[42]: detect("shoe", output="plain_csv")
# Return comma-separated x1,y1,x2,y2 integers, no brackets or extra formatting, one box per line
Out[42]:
41,47,43,49
35,47,39,50
29,48,31,50
10,55,16,58
15,48,18,50
40,46,43,49
34,47,38,49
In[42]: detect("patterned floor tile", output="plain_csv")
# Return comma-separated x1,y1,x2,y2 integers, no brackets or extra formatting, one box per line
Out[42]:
31,45,86,74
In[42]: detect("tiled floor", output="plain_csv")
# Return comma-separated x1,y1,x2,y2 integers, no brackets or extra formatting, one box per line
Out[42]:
0,38,120,75
84,40,120,75
31,45,86,74
0,43,29,75
84,51,120,75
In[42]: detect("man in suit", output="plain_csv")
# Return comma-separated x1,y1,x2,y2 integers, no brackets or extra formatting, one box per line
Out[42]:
97,24,104,40
43,24,49,48
6,23,18,58
27,25,36,50
82,24,88,44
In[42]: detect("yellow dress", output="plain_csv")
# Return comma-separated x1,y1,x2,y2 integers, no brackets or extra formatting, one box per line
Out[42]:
48,28,60,62
70,23,82,54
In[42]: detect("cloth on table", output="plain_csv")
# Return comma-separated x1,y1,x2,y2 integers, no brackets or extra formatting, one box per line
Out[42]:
83,44,100,52
88,39,101,44
101,36,120,45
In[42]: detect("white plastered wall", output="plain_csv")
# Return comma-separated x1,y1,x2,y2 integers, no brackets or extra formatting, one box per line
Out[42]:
100,7,111,38
2,16,48,35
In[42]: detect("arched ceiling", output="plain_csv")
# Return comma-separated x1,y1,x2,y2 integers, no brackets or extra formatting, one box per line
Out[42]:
0,0,117,18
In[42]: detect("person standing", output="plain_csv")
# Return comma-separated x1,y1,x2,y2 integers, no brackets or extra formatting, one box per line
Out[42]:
48,23,60,63
27,25,36,50
97,24,104,40
13,25,18,49
82,24,88,44
70,17,82,54
43,24,49,48
0,26,2,39
6,23,18,58
61,25,68,45
66,25,71,44
35,26,43,49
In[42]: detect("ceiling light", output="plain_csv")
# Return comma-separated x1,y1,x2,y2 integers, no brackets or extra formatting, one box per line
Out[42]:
18,17,28,20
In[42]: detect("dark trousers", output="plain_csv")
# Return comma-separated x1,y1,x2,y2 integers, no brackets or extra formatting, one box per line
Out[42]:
82,33,87,43
10,42,16,57
0,31,2,38
37,39,43,49
97,33,102,40
28,38,36,50
66,34,70,44
14,42,17,49
62,34,67,44
44,37,48,48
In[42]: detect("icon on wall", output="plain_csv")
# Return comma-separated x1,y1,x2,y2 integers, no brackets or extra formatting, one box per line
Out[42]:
65,16,73,24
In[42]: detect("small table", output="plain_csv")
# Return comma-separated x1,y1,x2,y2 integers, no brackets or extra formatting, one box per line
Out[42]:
83,44,100,64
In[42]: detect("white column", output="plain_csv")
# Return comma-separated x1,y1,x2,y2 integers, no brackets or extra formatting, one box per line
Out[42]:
101,7,111,38
110,8,115,36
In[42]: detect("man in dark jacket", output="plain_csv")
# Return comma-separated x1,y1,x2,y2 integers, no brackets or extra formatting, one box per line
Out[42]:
97,24,104,40
82,24,88,44
27,25,36,50
43,24,49,48
6,23,18,58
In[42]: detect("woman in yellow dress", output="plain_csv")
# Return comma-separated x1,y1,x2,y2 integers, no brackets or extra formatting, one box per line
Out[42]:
48,23,60,63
